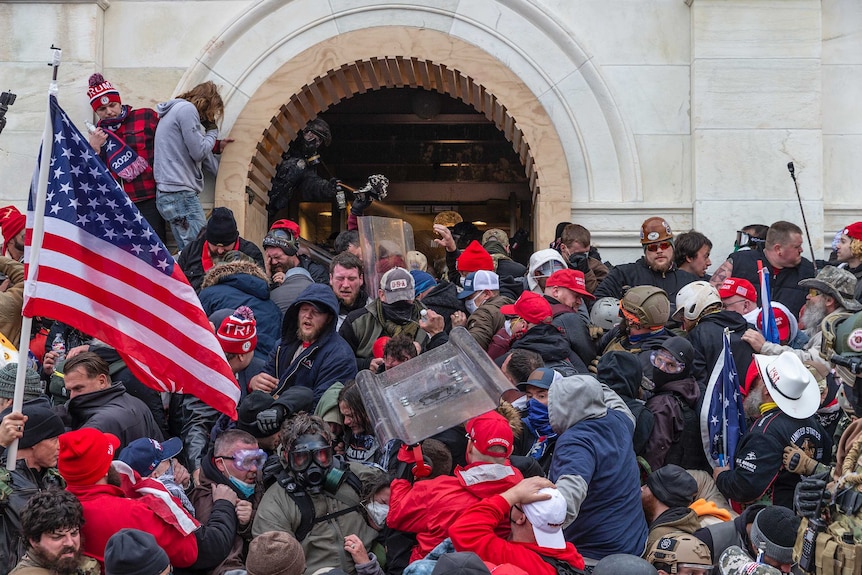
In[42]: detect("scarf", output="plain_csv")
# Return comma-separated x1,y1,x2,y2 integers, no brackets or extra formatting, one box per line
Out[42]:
97,105,149,180
525,399,557,461
377,299,421,339
201,238,240,272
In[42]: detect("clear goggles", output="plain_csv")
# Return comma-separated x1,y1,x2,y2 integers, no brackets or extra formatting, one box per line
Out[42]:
650,349,685,374
535,260,566,278
217,448,267,471
265,228,296,242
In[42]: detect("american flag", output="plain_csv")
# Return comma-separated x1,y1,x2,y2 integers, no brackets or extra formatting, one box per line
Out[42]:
701,328,746,467
758,260,780,344
23,96,240,418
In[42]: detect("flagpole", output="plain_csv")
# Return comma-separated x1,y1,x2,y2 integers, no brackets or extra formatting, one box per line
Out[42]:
7,46,61,471
720,328,729,467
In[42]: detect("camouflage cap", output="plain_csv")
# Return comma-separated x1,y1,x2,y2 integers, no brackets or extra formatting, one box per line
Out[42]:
482,228,509,248
799,265,862,312
718,546,781,575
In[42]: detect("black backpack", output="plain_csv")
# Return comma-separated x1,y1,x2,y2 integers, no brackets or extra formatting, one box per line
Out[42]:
537,553,586,575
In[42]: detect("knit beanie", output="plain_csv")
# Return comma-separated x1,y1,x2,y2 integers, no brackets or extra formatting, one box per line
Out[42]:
59,428,120,486
456,241,494,273
0,363,44,402
19,405,64,449
749,506,800,565
206,207,239,245
216,306,257,354
246,531,306,575
410,270,436,296
0,205,25,255
87,73,122,111
646,464,698,508
105,529,170,575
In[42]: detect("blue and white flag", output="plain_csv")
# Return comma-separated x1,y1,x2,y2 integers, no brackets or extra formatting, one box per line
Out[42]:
758,260,780,344
701,329,746,467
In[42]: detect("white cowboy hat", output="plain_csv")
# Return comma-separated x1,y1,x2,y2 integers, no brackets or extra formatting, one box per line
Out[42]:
752,352,820,419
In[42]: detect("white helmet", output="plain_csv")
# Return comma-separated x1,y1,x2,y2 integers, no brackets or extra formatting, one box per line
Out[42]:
673,281,721,322
590,297,621,330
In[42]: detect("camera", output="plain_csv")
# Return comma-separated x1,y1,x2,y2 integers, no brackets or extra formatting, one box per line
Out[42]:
0,91,17,136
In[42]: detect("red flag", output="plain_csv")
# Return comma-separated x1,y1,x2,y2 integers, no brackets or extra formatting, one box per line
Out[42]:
23,95,240,418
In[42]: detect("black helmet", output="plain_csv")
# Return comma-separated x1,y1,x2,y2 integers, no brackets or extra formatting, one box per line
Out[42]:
593,554,658,575
661,336,695,368
305,118,332,147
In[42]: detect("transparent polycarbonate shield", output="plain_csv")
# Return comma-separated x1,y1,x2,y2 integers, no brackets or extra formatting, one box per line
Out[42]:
356,327,516,445
357,216,415,298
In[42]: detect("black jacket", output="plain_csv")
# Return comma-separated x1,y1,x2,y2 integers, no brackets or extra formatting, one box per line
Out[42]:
512,324,588,373
644,375,707,472
177,234,265,293
715,408,831,509
61,383,164,448
296,253,330,285
548,298,597,367
599,326,672,374
597,351,653,455
694,504,765,561
594,257,698,305
420,281,464,332
728,250,815,318
687,310,755,398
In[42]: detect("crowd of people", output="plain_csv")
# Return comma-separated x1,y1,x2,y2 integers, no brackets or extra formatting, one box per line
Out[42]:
0,80,861,575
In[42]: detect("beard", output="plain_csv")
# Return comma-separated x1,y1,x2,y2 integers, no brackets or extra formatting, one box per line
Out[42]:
297,321,328,344
647,256,673,273
29,543,82,575
744,384,765,422
800,297,828,333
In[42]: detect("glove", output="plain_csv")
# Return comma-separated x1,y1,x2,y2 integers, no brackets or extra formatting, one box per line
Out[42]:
350,192,373,215
201,119,218,132
568,252,590,273
793,471,831,518
256,405,286,435
784,444,818,475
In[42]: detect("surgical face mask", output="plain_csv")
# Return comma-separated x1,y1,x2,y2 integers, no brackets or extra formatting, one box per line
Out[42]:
366,501,389,526
229,476,256,498
465,293,483,315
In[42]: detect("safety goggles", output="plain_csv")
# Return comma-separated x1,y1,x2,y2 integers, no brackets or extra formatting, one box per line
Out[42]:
650,349,685,374
535,260,566,278
216,448,267,471
265,228,296,242
645,241,672,252
288,445,333,472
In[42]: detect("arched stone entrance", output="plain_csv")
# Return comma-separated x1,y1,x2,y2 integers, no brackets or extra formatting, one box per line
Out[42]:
249,57,538,222
173,1,641,247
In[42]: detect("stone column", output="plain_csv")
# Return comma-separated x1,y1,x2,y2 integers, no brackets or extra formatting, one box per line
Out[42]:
690,0,823,262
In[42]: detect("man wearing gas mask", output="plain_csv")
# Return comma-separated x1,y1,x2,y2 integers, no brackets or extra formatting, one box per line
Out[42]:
268,118,343,217
252,413,383,575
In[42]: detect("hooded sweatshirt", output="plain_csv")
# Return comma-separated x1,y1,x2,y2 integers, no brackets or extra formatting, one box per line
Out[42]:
153,99,219,194
260,283,357,404
547,375,648,561
596,351,653,455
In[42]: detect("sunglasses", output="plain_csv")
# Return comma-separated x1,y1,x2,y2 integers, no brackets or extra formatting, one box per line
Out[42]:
288,446,332,472
808,288,822,298
645,241,672,252
216,449,267,471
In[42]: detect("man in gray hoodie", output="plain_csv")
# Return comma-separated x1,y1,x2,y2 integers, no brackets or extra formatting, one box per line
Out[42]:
154,81,227,251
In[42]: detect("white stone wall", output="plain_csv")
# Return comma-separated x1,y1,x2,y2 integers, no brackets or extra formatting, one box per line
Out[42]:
0,0,858,270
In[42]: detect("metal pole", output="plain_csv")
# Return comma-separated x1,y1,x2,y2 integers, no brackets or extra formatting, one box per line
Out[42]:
787,162,818,273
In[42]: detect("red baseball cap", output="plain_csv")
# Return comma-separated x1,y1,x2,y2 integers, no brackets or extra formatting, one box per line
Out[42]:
499,291,553,324
465,411,513,458
757,305,793,344
718,277,757,303
843,222,862,242
742,359,760,397
546,269,594,300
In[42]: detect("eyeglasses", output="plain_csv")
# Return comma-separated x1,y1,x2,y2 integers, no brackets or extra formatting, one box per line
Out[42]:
216,449,267,471
645,241,672,252
650,349,685,374
808,288,822,298
288,445,332,472
722,298,747,310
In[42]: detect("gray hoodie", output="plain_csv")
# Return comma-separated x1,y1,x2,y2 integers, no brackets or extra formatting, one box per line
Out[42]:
154,98,219,193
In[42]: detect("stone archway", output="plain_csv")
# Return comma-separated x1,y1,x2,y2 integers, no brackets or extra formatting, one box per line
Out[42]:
174,1,641,247
248,58,537,212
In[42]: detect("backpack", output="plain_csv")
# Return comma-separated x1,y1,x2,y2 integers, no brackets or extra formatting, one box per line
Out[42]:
660,391,710,471
537,553,586,575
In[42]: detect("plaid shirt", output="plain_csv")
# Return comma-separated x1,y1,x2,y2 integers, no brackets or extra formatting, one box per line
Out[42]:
99,106,159,203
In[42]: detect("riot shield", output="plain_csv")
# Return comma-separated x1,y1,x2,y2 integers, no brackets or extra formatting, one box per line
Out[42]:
357,216,415,297
355,327,516,445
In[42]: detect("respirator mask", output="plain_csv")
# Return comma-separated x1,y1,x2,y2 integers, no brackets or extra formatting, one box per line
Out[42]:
288,434,346,494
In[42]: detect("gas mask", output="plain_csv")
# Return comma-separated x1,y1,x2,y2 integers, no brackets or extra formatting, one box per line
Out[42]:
302,131,322,164
287,434,345,494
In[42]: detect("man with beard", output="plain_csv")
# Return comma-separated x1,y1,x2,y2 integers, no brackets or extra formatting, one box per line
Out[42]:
0,205,25,262
59,427,238,570
261,220,329,285
595,217,698,303
11,489,99,575
339,267,429,371
190,430,265,575
709,221,815,319
742,266,861,371
0,406,66,572
329,252,369,331
249,283,356,405
713,352,830,509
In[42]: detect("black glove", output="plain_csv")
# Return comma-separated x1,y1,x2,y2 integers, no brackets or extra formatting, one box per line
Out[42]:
794,471,831,518
256,405,286,435
350,191,373,216
201,119,218,131
568,252,589,273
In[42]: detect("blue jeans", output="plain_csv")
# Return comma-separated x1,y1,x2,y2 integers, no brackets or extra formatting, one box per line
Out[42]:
156,189,206,252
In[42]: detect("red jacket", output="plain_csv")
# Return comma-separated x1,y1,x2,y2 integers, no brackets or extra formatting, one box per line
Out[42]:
67,483,198,567
449,494,585,574
388,461,524,562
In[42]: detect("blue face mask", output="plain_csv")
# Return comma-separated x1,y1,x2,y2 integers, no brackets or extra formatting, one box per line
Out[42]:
228,476,255,498
526,399,555,438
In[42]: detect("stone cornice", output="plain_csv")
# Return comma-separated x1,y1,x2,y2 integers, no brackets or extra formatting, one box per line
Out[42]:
4,0,110,8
